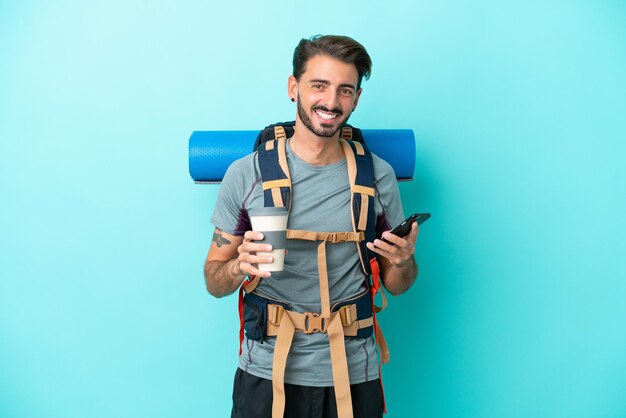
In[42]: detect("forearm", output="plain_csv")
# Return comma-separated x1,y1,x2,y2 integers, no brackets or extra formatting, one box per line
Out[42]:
204,258,247,298
382,257,418,296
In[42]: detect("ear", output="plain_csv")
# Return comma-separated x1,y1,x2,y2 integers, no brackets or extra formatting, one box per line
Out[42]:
352,88,363,112
288,75,298,101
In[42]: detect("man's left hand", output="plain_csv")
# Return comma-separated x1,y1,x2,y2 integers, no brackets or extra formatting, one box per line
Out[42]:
366,221,418,268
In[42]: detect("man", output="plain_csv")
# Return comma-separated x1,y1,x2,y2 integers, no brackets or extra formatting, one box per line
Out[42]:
204,35,419,418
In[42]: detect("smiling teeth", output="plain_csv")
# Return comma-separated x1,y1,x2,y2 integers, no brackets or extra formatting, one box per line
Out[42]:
316,110,337,120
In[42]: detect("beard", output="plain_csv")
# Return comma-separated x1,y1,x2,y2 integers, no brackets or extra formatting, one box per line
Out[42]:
297,99,350,138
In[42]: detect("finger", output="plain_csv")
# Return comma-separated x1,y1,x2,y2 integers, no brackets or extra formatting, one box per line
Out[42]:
366,241,392,257
374,238,395,253
244,231,264,242
380,230,409,248
366,242,405,266
376,233,405,252
406,222,419,244
240,251,274,264
239,242,273,255
239,261,271,278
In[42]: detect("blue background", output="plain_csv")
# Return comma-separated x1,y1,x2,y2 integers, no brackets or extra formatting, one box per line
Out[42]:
1,1,625,417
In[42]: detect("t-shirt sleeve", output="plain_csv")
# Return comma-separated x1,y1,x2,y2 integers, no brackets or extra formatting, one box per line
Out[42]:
210,156,254,236
373,154,406,237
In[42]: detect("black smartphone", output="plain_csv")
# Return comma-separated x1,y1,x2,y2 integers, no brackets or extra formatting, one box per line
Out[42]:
380,213,430,244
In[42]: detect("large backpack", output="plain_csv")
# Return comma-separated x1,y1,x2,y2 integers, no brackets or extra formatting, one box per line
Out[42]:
239,122,390,418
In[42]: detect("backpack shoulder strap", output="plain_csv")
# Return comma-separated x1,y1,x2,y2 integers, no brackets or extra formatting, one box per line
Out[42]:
256,121,375,272
257,135,291,209
339,139,377,275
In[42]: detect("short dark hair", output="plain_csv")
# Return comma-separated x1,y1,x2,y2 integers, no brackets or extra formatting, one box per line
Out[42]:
292,35,372,90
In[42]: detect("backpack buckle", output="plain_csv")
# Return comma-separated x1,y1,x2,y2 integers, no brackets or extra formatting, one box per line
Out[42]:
268,304,285,326
335,232,349,242
338,304,357,327
304,312,326,334
328,232,349,242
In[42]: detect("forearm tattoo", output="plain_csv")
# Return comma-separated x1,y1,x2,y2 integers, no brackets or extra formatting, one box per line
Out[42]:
212,229,232,248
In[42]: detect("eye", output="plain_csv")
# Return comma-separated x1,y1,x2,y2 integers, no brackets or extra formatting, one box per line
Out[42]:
312,84,323,90
339,88,354,96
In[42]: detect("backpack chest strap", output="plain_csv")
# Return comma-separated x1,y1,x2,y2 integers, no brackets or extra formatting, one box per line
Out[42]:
286,230,363,243
286,229,364,320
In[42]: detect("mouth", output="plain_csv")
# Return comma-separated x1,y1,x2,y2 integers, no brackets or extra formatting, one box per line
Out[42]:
313,107,342,123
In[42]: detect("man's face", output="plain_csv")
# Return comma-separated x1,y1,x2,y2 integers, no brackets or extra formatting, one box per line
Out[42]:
289,54,362,138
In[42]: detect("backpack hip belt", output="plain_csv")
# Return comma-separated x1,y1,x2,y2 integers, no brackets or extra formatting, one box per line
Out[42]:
265,283,377,338
242,288,378,418
268,297,367,418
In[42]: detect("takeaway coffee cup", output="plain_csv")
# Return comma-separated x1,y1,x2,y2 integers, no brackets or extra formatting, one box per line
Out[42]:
249,207,289,272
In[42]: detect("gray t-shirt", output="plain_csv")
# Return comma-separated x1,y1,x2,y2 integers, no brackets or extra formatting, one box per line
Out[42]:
211,139,405,386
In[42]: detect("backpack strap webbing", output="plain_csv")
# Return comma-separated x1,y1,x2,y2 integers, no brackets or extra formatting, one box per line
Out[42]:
340,125,353,140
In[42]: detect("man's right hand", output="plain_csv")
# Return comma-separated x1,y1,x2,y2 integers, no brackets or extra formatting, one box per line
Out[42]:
203,228,275,297
237,231,274,279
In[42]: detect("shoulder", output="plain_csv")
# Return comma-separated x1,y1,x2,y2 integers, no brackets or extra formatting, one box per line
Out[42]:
218,153,261,201
371,152,397,183
222,152,260,182
369,152,404,227
225,152,258,174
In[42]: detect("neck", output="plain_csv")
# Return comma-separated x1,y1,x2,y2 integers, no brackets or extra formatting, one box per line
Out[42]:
290,122,344,166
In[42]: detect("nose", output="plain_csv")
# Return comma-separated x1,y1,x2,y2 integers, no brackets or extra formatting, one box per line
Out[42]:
323,89,339,110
